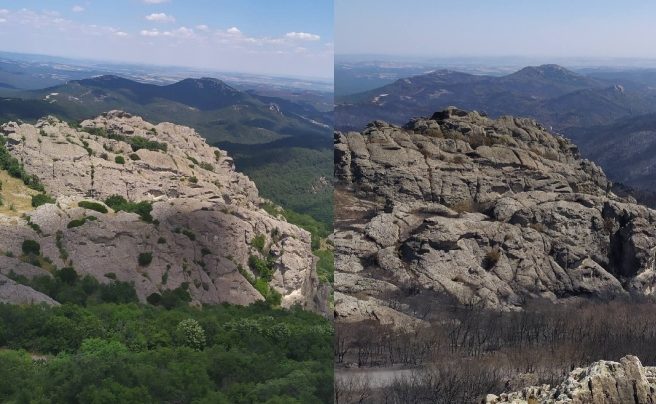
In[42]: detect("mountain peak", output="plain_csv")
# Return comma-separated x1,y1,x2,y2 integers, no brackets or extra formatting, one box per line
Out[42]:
512,64,579,78
174,77,234,89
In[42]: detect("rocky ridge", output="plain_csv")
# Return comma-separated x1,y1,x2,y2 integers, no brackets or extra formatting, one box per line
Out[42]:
0,111,327,313
334,107,656,325
485,355,656,404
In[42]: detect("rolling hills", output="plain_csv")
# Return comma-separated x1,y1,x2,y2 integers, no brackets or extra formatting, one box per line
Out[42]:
335,64,656,132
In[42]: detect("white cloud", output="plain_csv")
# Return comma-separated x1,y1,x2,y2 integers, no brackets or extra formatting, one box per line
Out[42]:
0,18,6,23
226,26,240,34
0,9,9,15
140,26,194,38
114,31,128,37
145,13,175,23
285,32,320,41
140,28,160,37
195,24,209,32
143,0,169,3
72,5,84,12
165,26,193,38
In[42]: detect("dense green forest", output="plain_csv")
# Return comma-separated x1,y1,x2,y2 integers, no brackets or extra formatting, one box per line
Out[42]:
223,143,333,229
0,302,333,403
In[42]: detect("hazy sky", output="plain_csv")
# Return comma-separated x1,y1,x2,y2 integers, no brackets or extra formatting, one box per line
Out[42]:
336,0,656,59
0,0,333,79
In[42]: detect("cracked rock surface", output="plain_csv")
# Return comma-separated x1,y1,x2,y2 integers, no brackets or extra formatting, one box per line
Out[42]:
0,111,327,314
335,107,656,325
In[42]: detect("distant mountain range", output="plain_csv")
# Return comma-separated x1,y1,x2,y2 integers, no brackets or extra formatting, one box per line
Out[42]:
0,75,333,226
336,64,656,132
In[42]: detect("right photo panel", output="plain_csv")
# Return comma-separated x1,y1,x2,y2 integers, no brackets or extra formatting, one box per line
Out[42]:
334,1,656,403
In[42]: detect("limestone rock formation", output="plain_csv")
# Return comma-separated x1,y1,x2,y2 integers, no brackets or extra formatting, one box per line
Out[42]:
0,273,59,305
485,355,656,404
335,107,656,324
0,111,326,313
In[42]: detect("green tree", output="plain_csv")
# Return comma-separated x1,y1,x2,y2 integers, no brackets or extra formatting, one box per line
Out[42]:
176,319,206,351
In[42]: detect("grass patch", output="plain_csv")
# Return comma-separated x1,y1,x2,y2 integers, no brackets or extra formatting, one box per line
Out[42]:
77,201,108,214
0,171,39,216
31,193,55,208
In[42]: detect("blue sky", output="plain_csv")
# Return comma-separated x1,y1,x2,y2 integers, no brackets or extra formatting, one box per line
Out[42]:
336,0,656,59
0,0,333,78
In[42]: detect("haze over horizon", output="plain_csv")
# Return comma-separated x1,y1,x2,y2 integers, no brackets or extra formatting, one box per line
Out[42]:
336,0,656,62
0,0,333,79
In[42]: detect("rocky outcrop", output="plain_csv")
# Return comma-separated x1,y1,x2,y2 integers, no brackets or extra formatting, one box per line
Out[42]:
0,111,326,313
0,273,59,305
335,107,656,324
485,355,656,404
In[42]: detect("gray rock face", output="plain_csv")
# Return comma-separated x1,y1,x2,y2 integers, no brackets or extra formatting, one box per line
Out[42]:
0,273,59,305
485,355,656,404
0,111,326,313
335,107,656,324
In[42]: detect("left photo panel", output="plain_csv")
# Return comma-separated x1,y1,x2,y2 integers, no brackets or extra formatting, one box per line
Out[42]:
0,1,334,402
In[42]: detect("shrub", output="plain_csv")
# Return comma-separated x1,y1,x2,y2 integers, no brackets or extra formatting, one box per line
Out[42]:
159,286,191,309
147,292,162,305
189,176,198,184
32,193,55,208
129,136,167,152
138,252,153,267
114,155,125,165
157,237,166,244
248,255,274,282
56,267,78,284
251,234,266,253
104,195,153,223
199,162,214,172
129,153,140,161
67,218,88,228
78,201,108,214
21,239,41,256
99,281,139,303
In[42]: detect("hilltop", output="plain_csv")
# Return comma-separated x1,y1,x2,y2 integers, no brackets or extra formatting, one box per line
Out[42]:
335,107,656,325
0,111,328,313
